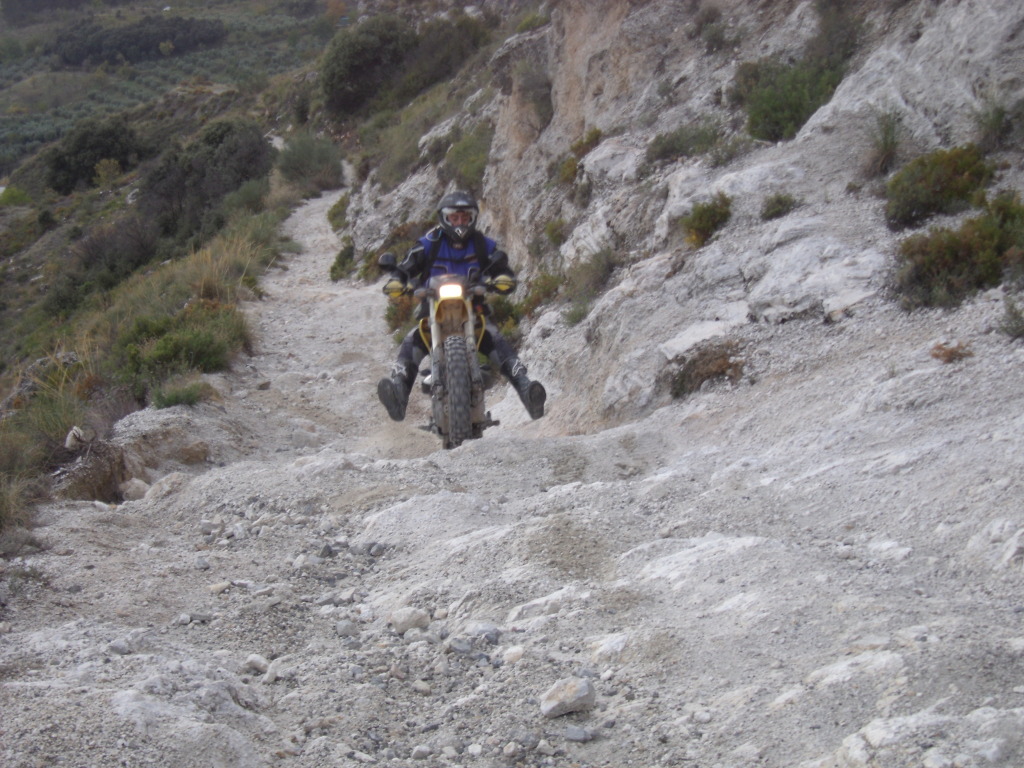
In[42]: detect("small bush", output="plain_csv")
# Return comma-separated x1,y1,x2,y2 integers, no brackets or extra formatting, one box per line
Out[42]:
0,186,32,206
152,379,215,408
393,14,490,105
45,116,145,195
556,156,579,185
442,122,493,192
670,340,744,398
570,128,603,158
745,60,843,142
277,131,343,192
884,144,992,230
113,299,249,397
893,190,1024,308
141,118,274,241
328,193,350,231
679,192,732,247
709,135,754,167
999,296,1024,340
973,98,1011,153
690,4,722,38
330,238,356,281
515,12,550,34
517,271,561,319
563,249,619,324
646,120,721,165
221,178,270,218
865,108,903,177
0,474,33,536
761,192,799,220
691,5,738,53
545,218,569,247
734,0,859,142
515,59,553,130
384,294,417,339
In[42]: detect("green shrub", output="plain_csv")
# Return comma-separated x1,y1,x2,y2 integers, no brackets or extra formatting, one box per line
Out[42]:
563,248,619,324
442,122,493,191
0,186,32,206
113,299,249,396
515,12,550,34
322,11,488,131
971,96,1024,151
392,14,490,106
384,294,417,339
320,15,416,115
221,178,269,218
679,192,732,247
516,271,561,319
328,193,350,231
646,120,720,164
544,218,569,247
556,156,579,185
894,190,1024,308
152,379,214,409
999,295,1024,340
734,0,859,142
515,59,553,129
0,474,33,537
330,238,355,281
865,108,903,177
884,144,992,230
761,192,799,220
277,131,343,192
745,60,843,142
570,128,603,158
691,5,738,53
141,118,274,240
45,116,145,195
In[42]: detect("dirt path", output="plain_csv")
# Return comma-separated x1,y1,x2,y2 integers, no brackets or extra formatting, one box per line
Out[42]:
241,190,442,459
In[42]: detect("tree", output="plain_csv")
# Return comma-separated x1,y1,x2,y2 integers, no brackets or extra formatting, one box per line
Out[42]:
320,15,415,116
141,119,274,240
45,117,143,195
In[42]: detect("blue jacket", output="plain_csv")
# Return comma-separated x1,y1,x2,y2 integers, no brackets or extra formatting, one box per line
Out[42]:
421,230,496,278
399,227,505,285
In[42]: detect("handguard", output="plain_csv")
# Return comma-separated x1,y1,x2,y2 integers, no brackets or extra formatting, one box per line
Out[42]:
487,274,517,295
383,277,407,297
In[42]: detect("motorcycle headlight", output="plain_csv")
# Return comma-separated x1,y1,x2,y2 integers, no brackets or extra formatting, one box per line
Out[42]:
438,283,464,300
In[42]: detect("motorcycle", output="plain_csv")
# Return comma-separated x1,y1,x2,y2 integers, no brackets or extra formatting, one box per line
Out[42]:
378,252,509,449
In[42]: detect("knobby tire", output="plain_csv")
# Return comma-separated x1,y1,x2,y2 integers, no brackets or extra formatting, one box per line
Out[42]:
443,334,473,448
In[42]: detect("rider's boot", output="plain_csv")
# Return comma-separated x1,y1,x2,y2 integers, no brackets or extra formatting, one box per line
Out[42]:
378,361,416,422
502,358,546,420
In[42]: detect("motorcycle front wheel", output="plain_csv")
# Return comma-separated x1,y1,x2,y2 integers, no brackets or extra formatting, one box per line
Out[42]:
442,334,473,448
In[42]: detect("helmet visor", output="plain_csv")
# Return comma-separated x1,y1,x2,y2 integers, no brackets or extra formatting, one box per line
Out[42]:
442,207,477,229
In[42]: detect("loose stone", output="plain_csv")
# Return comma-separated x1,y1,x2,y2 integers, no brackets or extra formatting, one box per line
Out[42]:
540,677,597,718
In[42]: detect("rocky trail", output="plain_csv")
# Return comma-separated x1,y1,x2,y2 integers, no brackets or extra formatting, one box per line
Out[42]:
3,185,1024,768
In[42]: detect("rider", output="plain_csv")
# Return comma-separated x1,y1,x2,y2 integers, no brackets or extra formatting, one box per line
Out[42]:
377,190,547,423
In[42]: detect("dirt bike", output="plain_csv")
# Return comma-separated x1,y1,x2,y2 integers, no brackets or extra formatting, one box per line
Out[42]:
378,253,506,449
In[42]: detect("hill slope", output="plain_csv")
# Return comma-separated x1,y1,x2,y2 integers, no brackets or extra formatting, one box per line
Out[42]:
4,1,1024,767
